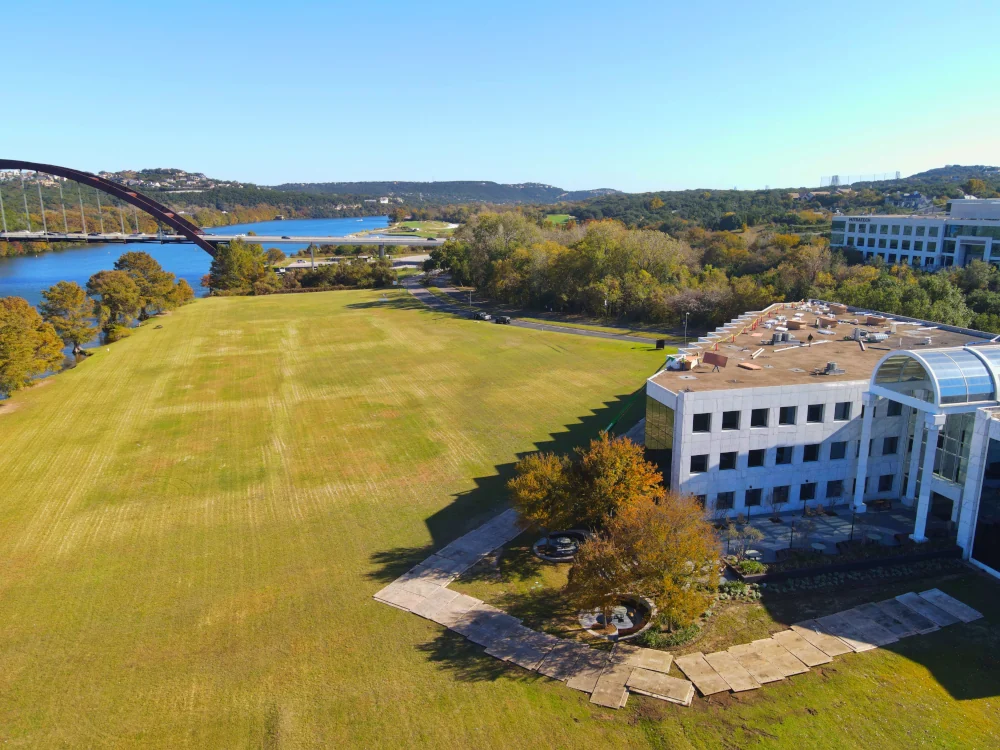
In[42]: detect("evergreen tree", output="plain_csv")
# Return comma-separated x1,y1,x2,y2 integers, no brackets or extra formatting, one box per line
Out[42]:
38,281,98,355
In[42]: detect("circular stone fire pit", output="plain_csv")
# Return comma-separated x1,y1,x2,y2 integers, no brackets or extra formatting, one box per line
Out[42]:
578,595,656,641
532,530,590,562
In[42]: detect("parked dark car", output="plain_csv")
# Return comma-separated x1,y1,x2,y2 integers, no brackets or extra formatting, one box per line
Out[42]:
494,315,512,324
281,235,292,239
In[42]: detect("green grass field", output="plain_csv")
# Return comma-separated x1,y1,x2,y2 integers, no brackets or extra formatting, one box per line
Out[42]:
545,214,574,225
386,220,457,238
0,290,997,748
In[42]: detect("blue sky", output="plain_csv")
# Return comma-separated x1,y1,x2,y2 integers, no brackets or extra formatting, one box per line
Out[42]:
5,0,1000,192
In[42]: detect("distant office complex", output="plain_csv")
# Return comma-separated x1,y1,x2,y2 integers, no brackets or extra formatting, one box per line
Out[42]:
644,301,1000,579
830,199,1000,269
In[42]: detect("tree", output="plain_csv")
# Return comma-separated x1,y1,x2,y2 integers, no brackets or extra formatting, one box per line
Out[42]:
508,452,574,529
565,535,635,635
962,178,988,197
38,281,97,354
114,251,176,318
265,247,286,264
169,278,195,307
0,296,64,397
86,270,142,336
573,433,664,526
207,239,281,295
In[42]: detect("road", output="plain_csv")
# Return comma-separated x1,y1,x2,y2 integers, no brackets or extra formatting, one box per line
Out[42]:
284,254,429,270
402,276,659,344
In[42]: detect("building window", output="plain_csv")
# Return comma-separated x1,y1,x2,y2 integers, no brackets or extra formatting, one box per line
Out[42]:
858,224,867,234
779,406,797,425
716,491,735,510
830,441,847,460
927,241,937,252
696,494,707,508
880,225,889,235
915,240,923,251
878,474,894,492
721,411,740,430
803,444,820,462
925,256,934,266
929,227,939,237
719,451,737,471
887,401,902,417
826,479,843,498
883,436,899,455
690,454,708,473
889,240,898,251
847,236,855,246
833,401,851,421
773,485,790,504
807,404,824,423
902,240,910,250
748,448,765,467
745,488,762,507
868,237,876,248
888,253,897,263
775,446,793,465
692,413,711,433
750,408,769,428
916,225,926,236
800,482,817,501
878,239,887,249
891,225,900,235
903,225,913,236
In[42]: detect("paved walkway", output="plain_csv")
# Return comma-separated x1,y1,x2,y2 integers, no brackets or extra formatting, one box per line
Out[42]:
373,510,983,709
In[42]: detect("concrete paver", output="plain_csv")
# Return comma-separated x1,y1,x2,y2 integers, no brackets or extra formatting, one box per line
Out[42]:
626,668,696,706
536,641,590,681
410,587,461,620
565,649,612,693
590,662,635,708
855,602,917,639
791,620,854,657
918,588,983,623
814,613,877,652
751,638,810,676
674,652,732,695
896,592,960,627
873,598,938,635
703,650,760,692
840,607,899,646
728,643,786,684
770,629,832,667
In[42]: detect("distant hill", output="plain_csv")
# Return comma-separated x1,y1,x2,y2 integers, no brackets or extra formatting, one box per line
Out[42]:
269,180,619,205
905,165,1000,183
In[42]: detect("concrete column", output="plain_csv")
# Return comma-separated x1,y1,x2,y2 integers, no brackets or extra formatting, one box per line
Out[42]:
911,413,947,543
853,393,877,511
904,413,924,504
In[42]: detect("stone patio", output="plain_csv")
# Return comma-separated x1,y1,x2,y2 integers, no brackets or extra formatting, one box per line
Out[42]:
373,508,984,710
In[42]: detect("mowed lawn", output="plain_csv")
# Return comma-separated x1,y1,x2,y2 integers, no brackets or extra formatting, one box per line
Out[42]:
0,290,998,749
0,289,662,748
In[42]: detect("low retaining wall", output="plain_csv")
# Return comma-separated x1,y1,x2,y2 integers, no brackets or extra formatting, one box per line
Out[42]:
729,545,963,584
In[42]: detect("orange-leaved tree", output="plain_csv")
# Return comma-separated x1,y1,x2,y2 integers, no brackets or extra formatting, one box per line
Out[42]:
565,534,635,634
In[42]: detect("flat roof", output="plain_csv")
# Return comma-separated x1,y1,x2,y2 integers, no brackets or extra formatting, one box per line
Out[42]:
650,303,991,394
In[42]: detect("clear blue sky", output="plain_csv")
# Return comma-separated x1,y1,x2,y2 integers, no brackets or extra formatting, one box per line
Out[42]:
6,0,1000,192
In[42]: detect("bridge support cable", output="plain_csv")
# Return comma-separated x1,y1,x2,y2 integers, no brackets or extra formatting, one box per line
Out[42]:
57,180,69,232
0,182,7,233
19,171,32,232
94,188,105,233
131,204,139,233
35,173,48,234
77,184,88,234
116,199,126,234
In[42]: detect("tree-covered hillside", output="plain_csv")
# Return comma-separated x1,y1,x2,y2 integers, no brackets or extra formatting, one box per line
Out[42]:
270,180,619,204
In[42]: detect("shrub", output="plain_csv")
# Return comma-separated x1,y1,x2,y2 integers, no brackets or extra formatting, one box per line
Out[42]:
105,325,133,343
737,559,767,576
635,623,700,648
718,580,762,601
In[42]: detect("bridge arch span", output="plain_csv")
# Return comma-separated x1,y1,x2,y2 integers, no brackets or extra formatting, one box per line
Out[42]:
0,159,217,256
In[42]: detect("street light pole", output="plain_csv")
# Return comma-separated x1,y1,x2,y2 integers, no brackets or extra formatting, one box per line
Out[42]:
684,312,690,348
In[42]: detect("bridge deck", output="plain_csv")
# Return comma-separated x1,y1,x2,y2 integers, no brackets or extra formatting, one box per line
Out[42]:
0,232,445,247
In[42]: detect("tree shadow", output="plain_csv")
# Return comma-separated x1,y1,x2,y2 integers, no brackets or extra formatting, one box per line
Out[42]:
415,629,541,684
367,544,436,583
345,295,427,311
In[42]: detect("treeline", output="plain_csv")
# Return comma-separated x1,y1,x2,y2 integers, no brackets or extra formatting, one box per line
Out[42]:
203,239,396,296
424,212,1000,334
0,251,193,397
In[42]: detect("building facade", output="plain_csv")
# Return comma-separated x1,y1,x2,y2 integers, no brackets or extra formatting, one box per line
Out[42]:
644,300,1000,580
831,199,1000,269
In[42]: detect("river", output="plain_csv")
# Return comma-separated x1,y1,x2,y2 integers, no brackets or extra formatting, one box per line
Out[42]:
0,215,390,307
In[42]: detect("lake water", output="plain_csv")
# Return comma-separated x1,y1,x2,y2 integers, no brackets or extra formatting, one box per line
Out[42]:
0,215,390,307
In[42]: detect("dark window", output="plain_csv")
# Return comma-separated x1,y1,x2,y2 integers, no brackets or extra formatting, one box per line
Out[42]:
883,436,899,455
773,485,790,504
750,408,769,428
745,488,762,506
806,404,824,423
719,451,737,471
747,448,765,467
690,454,708,473
775,446,793,465
721,410,740,430
878,474,894,492
826,479,843,498
803,444,820,462
830,441,847,460
887,401,902,417
800,482,817,501
834,401,852,421
779,406,797,425
696,495,707,508
716,491,735,510
693,413,711,433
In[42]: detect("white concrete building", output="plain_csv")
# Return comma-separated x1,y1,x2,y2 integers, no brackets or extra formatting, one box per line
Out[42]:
644,300,1000,579
831,199,1000,269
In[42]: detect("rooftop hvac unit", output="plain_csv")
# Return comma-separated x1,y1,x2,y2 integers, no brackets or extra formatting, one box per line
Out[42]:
824,361,846,375
867,332,889,342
